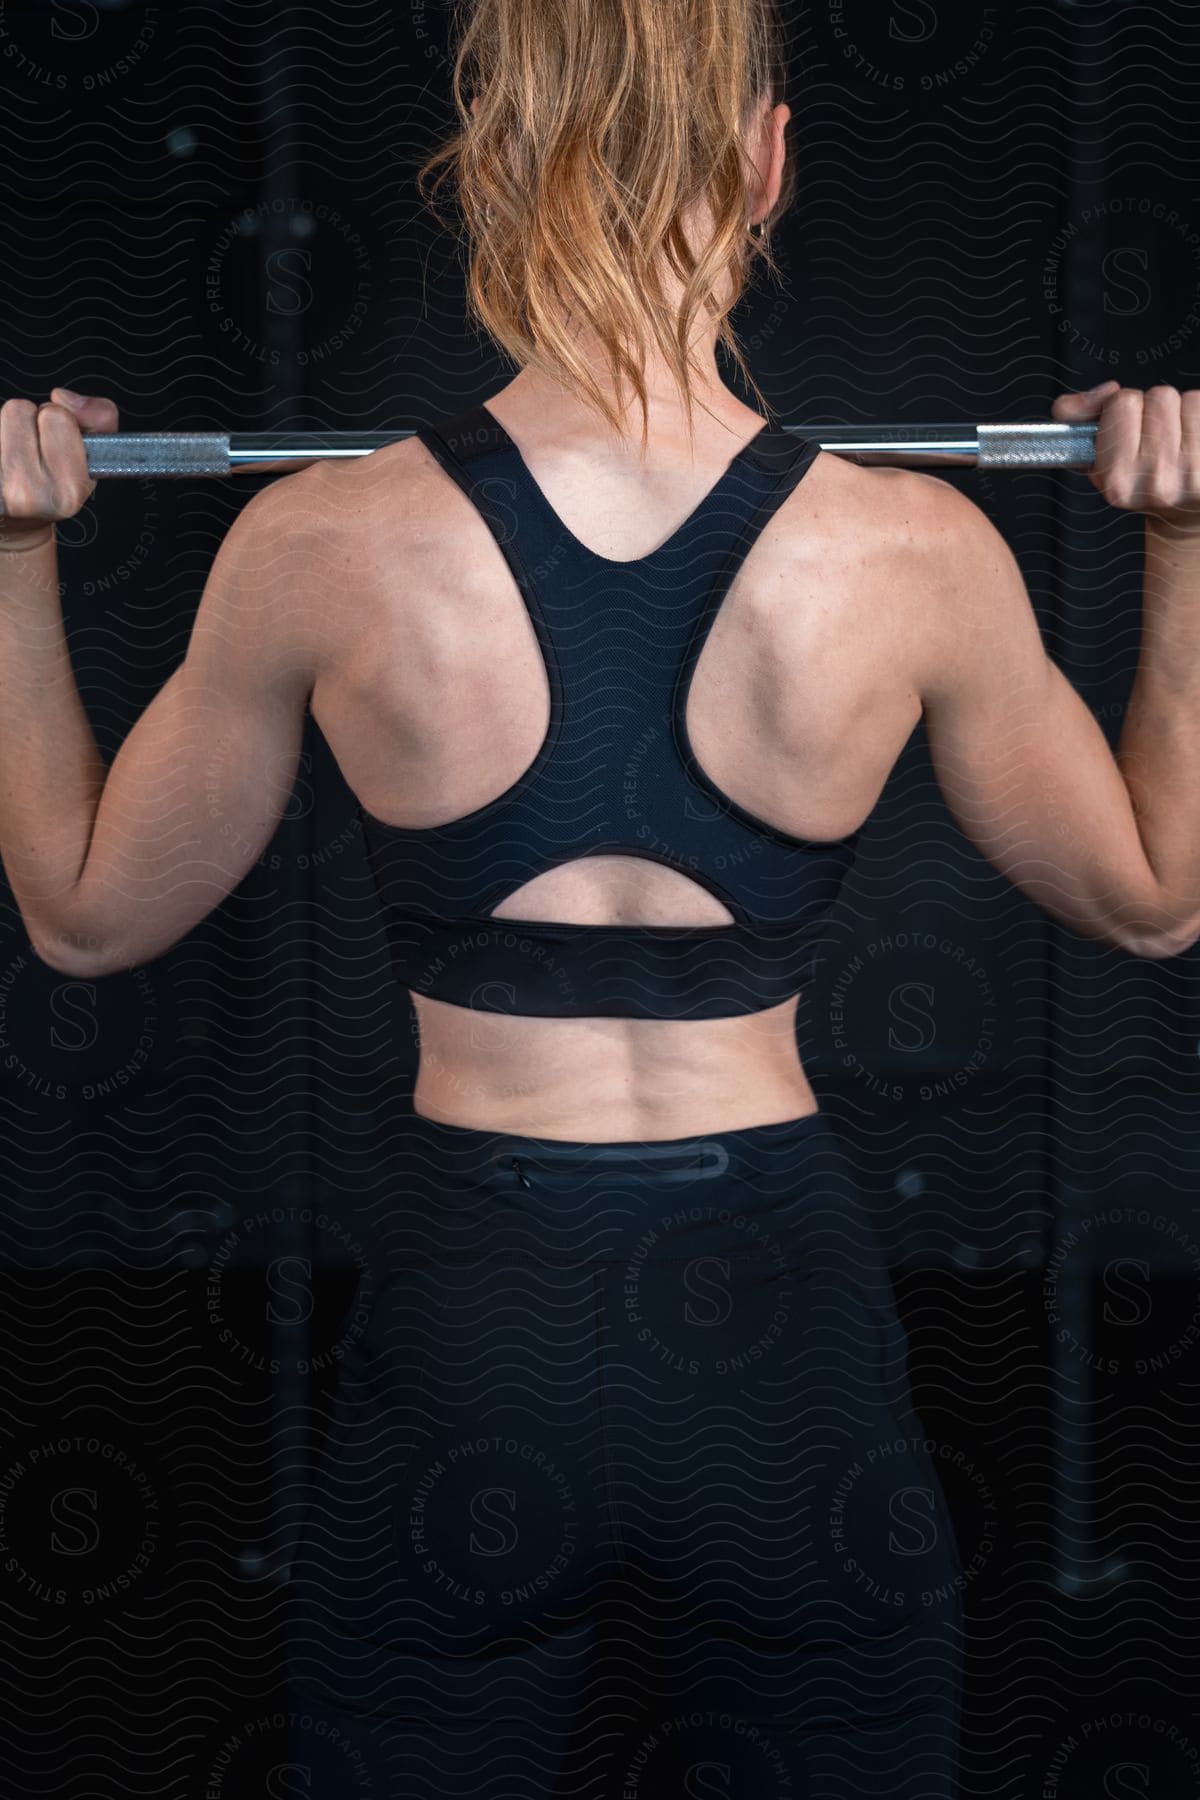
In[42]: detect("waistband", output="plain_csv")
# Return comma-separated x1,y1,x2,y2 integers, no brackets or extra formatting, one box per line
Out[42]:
375,1104,890,1279
402,1105,834,1185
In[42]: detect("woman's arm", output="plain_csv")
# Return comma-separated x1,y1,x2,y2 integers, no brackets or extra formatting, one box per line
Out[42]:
918,382,1200,961
0,390,327,976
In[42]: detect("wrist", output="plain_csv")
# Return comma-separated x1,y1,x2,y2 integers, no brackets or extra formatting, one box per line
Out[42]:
1145,512,1200,547
0,523,55,555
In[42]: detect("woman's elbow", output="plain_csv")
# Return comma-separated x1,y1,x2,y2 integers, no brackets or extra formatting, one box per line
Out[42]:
29,924,142,979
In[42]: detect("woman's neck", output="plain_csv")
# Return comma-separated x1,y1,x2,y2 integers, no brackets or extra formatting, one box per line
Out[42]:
498,354,761,451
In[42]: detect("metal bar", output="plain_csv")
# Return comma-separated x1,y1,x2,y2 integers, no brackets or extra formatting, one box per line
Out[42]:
76,421,1099,480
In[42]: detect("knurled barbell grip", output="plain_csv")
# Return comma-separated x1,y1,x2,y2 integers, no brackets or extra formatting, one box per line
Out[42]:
83,433,232,477
976,423,1098,469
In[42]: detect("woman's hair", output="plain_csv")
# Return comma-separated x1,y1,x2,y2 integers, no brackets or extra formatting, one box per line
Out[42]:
415,0,794,453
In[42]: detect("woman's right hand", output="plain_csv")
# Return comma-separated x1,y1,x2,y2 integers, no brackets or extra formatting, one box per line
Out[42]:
0,389,121,547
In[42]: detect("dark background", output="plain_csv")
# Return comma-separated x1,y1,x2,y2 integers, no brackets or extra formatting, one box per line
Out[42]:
1,1,1199,1795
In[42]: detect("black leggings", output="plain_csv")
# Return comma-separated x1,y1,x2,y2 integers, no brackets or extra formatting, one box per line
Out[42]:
284,1108,963,1798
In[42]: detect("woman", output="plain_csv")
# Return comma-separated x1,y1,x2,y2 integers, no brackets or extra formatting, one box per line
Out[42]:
2,0,1199,1793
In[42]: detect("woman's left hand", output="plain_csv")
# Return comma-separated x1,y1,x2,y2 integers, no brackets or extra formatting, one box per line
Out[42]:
1052,380,1200,531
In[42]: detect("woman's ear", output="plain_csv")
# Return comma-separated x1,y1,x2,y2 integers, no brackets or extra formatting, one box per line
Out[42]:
470,95,481,118
749,100,790,226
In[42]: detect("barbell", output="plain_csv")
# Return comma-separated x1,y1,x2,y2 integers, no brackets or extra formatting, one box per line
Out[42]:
76,421,1098,479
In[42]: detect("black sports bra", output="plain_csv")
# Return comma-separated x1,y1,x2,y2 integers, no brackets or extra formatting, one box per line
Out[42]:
358,403,862,1020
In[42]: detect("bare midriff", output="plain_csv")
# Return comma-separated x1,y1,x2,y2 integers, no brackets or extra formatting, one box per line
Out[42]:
408,992,819,1141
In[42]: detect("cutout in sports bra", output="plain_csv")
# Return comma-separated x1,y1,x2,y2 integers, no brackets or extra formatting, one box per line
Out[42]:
358,403,862,1020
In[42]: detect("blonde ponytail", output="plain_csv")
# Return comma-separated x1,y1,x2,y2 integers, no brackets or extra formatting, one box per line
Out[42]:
415,0,794,454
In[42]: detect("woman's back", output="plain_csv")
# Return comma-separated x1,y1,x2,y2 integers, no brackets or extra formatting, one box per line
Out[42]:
307,373,935,1139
